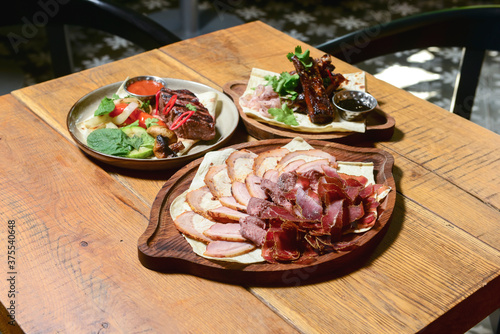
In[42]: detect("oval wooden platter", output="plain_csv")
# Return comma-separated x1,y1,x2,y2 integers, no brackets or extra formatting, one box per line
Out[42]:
222,81,396,142
138,139,396,286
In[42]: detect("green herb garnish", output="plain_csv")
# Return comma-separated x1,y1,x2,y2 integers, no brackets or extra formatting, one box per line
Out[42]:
87,128,141,156
94,97,116,116
186,103,197,111
268,103,299,126
145,118,159,128
287,46,313,69
265,72,300,100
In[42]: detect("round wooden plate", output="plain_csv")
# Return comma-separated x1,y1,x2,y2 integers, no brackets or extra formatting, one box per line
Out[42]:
138,139,396,286
222,80,396,142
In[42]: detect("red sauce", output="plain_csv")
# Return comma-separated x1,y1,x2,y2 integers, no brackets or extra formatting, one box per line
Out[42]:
127,80,164,96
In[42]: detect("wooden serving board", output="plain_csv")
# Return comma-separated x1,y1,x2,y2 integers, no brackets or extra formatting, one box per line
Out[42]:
223,81,396,142
138,139,396,286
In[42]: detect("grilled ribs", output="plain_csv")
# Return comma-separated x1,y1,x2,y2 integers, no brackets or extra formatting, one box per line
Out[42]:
290,55,337,124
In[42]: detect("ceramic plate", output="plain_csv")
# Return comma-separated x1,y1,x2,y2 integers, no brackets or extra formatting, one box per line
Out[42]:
67,78,239,170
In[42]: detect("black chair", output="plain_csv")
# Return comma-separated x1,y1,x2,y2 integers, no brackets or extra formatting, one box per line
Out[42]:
315,6,500,120
6,0,181,77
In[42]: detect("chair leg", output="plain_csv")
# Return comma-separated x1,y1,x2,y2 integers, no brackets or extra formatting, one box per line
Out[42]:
451,48,485,120
45,23,73,77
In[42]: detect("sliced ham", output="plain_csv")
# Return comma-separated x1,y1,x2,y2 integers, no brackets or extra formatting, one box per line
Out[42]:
278,159,305,174
219,196,247,212
204,240,256,258
203,223,246,242
208,206,249,223
253,148,289,177
277,150,337,171
186,186,221,219
245,173,267,199
296,158,330,175
173,211,213,244
262,169,279,183
232,181,252,207
204,164,232,198
226,149,258,183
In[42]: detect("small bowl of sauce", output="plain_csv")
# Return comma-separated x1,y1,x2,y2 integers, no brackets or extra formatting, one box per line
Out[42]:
124,76,166,106
333,90,377,121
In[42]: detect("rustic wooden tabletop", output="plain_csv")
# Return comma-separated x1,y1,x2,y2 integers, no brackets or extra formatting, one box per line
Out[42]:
1,21,499,333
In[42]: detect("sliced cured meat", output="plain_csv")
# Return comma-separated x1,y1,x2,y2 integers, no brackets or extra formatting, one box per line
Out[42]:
260,178,292,210
262,222,301,263
186,186,221,219
296,159,330,175
339,173,369,187
277,172,298,193
204,164,232,198
253,147,290,177
277,150,337,171
347,203,365,224
231,181,252,207
239,216,267,246
203,223,246,242
262,169,279,183
278,159,305,174
246,197,273,217
245,173,267,199
173,211,213,244
295,187,323,221
226,149,258,183
203,240,256,258
219,196,247,212
207,206,249,223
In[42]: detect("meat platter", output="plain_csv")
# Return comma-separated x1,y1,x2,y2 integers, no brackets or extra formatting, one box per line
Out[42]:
223,81,395,143
138,139,396,286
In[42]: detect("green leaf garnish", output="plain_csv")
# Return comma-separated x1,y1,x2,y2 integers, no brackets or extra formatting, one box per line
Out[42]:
141,99,151,110
287,46,313,69
87,128,139,156
186,103,197,111
268,103,299,126
145,118,159,128
265,72,300,100
94,97,116,116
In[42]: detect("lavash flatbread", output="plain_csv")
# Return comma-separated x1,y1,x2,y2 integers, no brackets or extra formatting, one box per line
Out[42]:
170,137,377,264
240,68,367,133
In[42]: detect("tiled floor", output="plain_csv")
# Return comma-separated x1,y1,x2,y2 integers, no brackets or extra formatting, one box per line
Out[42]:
1,1,499,330
2,0,499,134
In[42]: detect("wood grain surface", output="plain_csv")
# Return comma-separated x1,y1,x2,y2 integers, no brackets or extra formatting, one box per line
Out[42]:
0,95,296,333
2,20,499,334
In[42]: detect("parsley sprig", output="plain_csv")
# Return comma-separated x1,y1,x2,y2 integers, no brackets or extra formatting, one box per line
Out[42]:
287,46,313,68
268,103,299,126
265,72,300,100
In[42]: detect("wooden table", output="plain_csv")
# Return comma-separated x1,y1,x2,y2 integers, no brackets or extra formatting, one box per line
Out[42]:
1,21,499,333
